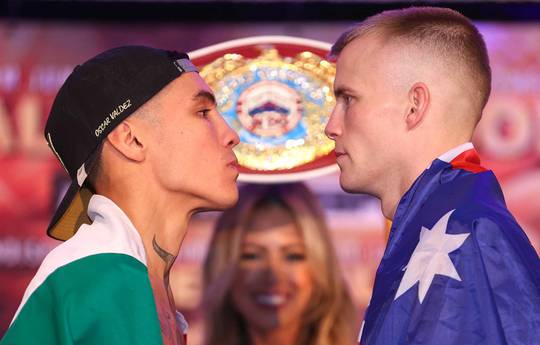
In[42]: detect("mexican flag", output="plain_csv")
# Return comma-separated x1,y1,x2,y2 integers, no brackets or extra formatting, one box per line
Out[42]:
1,195,183,345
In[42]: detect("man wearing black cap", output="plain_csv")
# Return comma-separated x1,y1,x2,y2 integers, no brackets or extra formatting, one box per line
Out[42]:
0,46,240,345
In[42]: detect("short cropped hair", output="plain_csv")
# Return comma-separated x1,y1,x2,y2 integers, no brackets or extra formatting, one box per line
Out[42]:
331,7,491,110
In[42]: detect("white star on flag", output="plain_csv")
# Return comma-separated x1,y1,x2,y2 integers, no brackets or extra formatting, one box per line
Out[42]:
395,209,469,304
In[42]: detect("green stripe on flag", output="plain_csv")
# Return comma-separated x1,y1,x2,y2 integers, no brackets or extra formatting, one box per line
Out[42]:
1,253,163,345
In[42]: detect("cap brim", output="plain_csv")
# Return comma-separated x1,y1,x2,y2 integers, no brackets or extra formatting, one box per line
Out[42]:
47,181,93,241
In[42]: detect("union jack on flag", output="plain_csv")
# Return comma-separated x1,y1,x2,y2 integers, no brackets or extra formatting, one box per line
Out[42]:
359,145,540,345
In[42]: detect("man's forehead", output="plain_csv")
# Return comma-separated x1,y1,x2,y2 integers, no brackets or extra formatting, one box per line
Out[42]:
339,35,385,67
167,72,215,101
334,35,397,87
334,42,371,89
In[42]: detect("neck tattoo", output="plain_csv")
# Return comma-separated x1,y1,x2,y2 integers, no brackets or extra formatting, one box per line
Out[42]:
152,236,182,344
152,235,177,287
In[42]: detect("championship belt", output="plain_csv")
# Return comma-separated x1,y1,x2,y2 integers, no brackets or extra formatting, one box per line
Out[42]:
190,36,337,183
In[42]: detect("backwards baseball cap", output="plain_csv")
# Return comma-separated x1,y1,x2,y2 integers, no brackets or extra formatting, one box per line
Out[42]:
45,45,198,241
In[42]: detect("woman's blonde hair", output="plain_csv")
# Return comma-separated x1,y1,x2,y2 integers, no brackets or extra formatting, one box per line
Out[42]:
203,183,356,345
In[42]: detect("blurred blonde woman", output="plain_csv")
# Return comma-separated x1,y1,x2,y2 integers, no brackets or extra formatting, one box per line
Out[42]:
203,183,356,345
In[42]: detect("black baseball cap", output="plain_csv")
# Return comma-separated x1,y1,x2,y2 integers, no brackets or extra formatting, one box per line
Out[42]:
45,45,198,241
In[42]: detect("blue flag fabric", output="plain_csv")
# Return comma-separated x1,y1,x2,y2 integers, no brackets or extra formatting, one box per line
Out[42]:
360,151,540,345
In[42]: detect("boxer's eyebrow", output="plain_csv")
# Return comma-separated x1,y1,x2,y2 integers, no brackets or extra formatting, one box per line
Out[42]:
193,90,216,105
334,86,355,98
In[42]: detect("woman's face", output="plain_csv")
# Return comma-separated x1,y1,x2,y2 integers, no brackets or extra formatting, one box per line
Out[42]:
231,207,314,332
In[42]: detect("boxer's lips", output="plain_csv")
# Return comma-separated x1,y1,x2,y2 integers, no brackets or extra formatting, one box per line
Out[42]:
227,159,239,168
335,151,347,158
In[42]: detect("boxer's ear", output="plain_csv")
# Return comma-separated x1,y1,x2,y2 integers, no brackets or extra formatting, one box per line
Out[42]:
106,119,147,162
405,82,430,130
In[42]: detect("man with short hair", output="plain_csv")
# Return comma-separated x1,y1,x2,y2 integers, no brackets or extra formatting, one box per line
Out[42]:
325,7,540,345
1,46,240,345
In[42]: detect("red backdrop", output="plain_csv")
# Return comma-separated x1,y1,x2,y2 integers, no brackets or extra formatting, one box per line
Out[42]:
0,22,539,342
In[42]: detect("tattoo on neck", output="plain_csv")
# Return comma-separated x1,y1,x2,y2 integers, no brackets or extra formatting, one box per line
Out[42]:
152,236,182,344
152,236,177,286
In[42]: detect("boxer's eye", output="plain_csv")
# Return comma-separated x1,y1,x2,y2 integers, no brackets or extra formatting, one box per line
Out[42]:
197,109,211,118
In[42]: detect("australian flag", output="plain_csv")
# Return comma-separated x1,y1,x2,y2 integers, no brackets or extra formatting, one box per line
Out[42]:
359,148,540,345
